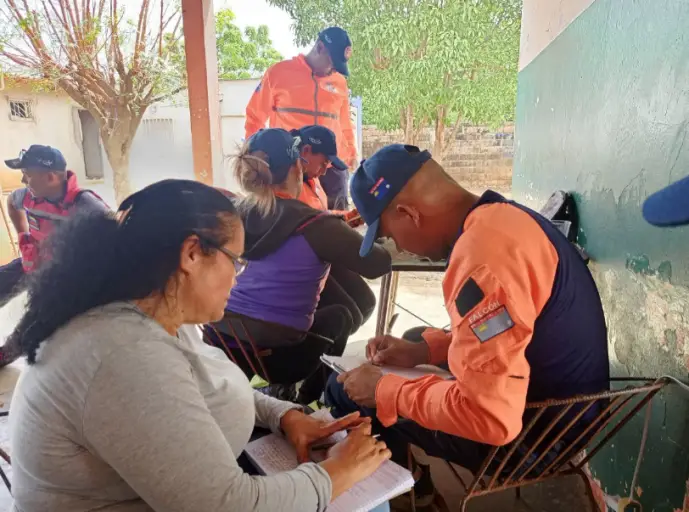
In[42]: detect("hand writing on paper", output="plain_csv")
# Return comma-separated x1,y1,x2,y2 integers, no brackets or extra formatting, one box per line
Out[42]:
337,364,384,408
320,423,391,499
280,410,370,463
366,335,429,368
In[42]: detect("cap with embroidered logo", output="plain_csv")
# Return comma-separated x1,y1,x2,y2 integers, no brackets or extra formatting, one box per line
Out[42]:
247,128,303,183
350,144,432,256
295,125,347,170
4,145,67,172
318,27,352,77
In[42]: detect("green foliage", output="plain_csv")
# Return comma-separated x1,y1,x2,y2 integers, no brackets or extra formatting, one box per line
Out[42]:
215,8,282,80
267,0,521,131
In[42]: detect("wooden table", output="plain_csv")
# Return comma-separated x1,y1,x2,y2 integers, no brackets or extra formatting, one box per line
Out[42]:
375,256,447,336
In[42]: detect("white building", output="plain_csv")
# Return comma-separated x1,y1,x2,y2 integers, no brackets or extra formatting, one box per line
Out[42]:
0,77,363,263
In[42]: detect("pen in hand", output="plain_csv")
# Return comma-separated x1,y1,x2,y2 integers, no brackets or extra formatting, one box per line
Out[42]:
311,433,380,452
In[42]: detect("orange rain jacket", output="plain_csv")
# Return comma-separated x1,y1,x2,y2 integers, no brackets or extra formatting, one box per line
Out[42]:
245,55,357,167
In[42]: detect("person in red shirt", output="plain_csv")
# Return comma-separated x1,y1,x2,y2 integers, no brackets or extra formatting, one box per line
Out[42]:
0,145,108,366
245,27,357,209
325,144,609,508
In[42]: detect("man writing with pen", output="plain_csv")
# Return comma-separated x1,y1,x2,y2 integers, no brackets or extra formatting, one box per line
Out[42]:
324,144,610,509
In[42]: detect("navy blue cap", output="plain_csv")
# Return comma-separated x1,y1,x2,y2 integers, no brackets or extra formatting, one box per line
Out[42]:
642,175,689,227
318,27,352,77
297,125,347,170
247,128,302,182
4,145,67,171
350,144,432,256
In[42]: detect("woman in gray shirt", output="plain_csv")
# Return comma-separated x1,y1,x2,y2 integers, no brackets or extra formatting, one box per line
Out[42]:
7,179,391,512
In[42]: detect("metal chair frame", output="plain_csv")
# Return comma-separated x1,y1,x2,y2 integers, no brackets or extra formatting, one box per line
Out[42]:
203,312,335,385
422,378,669,512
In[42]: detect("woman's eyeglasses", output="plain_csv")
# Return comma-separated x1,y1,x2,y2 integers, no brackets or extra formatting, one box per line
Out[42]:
216,246,248,276
217,247,249,276
194,232,247,276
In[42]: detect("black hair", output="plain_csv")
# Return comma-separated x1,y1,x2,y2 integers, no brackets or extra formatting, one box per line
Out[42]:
9,179,239,364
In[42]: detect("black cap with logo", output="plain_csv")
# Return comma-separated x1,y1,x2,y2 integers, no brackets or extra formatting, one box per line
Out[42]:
4,145,67,171
296,125,348,170
318,27,352,77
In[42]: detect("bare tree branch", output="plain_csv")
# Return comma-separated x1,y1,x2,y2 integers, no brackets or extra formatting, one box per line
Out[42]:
0,0,183,203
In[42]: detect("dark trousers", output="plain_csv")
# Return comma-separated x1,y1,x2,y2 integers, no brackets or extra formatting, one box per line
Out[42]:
207,305,353,403
324,373,490,472
319,265,376,335
0,258,24,308
324,325,490,471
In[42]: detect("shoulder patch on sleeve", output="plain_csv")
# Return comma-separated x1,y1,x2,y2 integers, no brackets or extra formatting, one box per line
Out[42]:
470,306,515,343
455,277,485,316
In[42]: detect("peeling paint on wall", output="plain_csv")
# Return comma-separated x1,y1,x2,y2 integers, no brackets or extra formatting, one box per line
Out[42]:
514,0,689,509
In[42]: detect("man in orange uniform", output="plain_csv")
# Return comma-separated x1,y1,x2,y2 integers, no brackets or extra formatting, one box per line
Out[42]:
245,27,357,207
325,144,609,507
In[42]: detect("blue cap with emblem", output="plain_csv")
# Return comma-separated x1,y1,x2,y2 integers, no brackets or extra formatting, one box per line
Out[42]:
318,27,352,77
4,145,67,171
295,125,348,171
350,144,432,256
247,128,303,183
642,175,689,227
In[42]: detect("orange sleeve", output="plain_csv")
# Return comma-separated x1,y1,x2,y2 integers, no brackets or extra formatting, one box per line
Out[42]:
375,205,559,446
339,92,357,166
421,328,452,365
245,70,274,138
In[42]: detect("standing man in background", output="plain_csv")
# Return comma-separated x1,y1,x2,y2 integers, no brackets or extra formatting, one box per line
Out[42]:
245,26,357,208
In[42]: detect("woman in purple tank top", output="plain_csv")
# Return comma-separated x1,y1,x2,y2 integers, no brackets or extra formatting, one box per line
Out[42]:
206,129,391,404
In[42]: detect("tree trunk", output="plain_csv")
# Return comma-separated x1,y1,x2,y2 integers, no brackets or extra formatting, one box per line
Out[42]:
101,131,134,205
432,106,446,165
99,110,141,205
107,149,132,205
402,104,415,144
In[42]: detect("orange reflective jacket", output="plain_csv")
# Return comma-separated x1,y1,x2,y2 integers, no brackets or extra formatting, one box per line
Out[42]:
245,55,357,166
300,178,328,210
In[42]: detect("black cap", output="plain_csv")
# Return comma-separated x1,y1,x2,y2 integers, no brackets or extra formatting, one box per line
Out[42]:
247,128,303,183
297,125,348,170
4,145,67,171
318,27,352,77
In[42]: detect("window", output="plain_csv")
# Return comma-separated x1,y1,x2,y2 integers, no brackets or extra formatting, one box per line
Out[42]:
9,100,33,121
78,110,104,180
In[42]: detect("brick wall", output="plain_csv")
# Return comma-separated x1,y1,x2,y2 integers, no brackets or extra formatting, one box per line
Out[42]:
362,124,514,195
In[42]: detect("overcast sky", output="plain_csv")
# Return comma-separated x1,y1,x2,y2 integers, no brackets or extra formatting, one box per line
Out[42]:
220,0,306,58
119,0,306,59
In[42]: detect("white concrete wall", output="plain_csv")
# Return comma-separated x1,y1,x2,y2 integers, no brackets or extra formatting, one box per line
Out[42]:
218,79,260,191
519,0,596,70
1,86,88,184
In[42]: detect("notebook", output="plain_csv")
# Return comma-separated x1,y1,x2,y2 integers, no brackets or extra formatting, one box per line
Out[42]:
321,354,453,381
244,410,414,512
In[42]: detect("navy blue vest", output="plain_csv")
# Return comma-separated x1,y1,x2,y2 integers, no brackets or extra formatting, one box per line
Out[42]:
460,191,610,404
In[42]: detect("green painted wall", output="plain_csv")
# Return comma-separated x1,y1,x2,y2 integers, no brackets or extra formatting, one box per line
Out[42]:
514,0,689,509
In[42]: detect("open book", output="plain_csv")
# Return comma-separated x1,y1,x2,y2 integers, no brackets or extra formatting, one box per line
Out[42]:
244,410,414,512
321,354,453,381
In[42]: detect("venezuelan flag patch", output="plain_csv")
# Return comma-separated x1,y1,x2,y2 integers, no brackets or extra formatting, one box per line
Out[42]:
469,306,514,343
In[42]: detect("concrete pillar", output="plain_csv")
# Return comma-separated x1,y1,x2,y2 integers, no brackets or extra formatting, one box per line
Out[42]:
182,0,222,186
